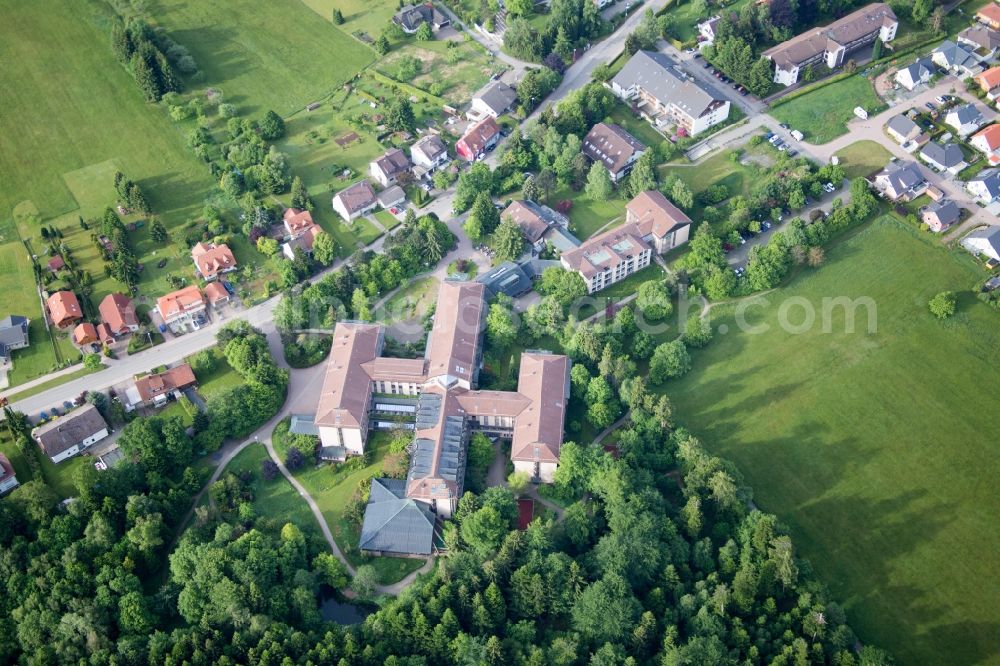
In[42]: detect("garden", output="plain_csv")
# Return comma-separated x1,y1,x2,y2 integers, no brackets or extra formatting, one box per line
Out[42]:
770,74,886,143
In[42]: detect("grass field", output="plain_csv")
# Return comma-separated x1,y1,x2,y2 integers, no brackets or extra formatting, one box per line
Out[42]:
380,276,439,324
834,140,893,180
377,40,499,106
545,186,626,240
222,442,321,536
661,150,754,197
664,0,753,42
301,0,397,41
666,217,1000,665
771,75,885,144
151,0,375,116
608,102,666,149
373,210,402,231
272,420,427,584
191,348,243,400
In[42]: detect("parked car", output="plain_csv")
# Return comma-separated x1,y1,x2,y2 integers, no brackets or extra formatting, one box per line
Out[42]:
761,221,772,231
738,87,748,96
779,123,790,130
925,102,936,111
934,95,946,105
787,149,798,157
778,144,788,151
764,131,775,140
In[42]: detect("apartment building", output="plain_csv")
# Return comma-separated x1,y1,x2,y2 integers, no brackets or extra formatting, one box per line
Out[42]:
763,3,898,86
582,122,646,182
611,50,731,136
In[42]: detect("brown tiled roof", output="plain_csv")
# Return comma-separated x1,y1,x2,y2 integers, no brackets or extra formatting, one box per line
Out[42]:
561,222,652,278
47,291,82,327
763,3,896,70
425,281,486,385
502,200,551,243
334,180,378,214
510,353,570,464
134,363,197,402
458,117,501,156
191,242,237,279
96,323,114,343
156,285,204,320
583,122,646,174
0,453,15,484
456,389,531,418
373,148,411,178
362,356,427,382
72,322,98,345
627,190,692,237
203,281,229,304
283,208,316,235
99,293,138,334
315,322,383,428
32,404,108,459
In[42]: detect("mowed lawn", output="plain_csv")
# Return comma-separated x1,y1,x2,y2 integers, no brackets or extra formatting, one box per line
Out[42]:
771,75,885,144
223,443,321,537
0,0,215,230
151,0,375,115
834,140,893,180
666,217,1000,665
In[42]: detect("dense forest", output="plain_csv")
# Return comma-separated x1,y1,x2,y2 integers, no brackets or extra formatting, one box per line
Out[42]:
0,304,892,664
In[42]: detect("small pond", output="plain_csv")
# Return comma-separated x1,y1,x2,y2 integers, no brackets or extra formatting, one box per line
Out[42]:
320,591,375,625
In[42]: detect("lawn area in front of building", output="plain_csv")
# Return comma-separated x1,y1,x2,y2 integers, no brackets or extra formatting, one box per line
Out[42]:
665,216,1000,665
660,148,755,197
833,140,893,180
770,74,886,144
271,420,427,585
379,276,440,324
191,348,243,401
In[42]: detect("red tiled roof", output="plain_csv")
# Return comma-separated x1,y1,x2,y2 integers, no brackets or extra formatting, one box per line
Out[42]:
191,242,237,279
99,293,138,334
977,66,1000,91
72,322,98,345
203,281,229,304
973,124,1000,151
283,208,315,235
156,285,204,320
134,364,197,402
47,291,82,327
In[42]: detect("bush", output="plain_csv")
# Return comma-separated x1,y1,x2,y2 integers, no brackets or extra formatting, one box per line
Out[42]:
283,334,332,368
261,459,279,480
928,291,956,319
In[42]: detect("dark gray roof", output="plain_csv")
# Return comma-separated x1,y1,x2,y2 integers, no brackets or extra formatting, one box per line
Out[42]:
970,168,1000,198
474,81,517,115
408,416,465,484
920,142,965,168
359,478,435,555
897,57,934,83
879,161,925,193
393,3,447,31
612,50,723,118
32,404,108,458
925,199,961,226
886,114,919,138
477,261,532,298
963,226,1000,254
948,103,984,126
0,315,29,360
934,40,978,69
959,26,1000,51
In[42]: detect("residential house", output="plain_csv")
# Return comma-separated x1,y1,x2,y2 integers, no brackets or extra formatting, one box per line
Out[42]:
155,285,206,332
967,168,1000,203
455,116,501,161
359,478,436,556
0,315,29,371
872,161,928,201
282,208,316,238
971,124,1000,165
410,134,449,173
126,363,197,410
886,113,921,144
203,281,231,307
961,226,1000,260
894,57,935,91
922,199,962,232
500,199,574,253
958,26,1000,55
0,453,19,495
697,16,721,45
32,404,109,464
282,225,324,260
945,103,986,137
72,322,99,346
392,3,450,33
468,81,517,120
377,186,406,210
46,291,82,329
560,224,653,293
369,148,411,187
47,255,65,272
977,2,1000,30
191,242,237,281
332,180,378,221
931,41,982,78
582,122,646,182
975,66,1000,100
611,51,730,137
98,293,139,337
763,3,898,86
625,189,693,253
919,141,967,174
314,280,571,544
